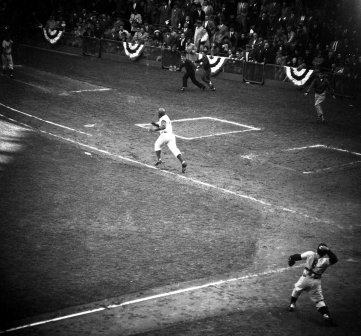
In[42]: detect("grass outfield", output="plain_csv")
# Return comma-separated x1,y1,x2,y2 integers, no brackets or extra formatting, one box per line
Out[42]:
0,45,360,335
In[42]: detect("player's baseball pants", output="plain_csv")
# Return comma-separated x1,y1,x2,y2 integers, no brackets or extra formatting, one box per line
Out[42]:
292,275,326,308
154,132,181,157
314,92,326,117
1,54,13,70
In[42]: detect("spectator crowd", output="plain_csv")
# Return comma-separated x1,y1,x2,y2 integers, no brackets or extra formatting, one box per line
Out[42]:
4,0,361,79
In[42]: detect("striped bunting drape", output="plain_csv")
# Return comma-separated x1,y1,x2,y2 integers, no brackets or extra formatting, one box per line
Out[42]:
123,42,145,61
285,66,314,86
43,28,64,44
197,54,228,76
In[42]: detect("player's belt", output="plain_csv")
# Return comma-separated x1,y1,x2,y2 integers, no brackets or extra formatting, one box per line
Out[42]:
303,267,322,279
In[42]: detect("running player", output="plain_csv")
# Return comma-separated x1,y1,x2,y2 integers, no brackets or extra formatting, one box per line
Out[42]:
195,49,216,91
304,70,336,123
149,108,187,173
179,52,206,91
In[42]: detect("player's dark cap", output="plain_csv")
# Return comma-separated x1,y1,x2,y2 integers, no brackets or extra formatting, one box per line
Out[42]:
158,108,166,117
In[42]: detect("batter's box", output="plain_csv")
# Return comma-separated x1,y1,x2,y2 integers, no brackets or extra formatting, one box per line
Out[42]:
269,145,361,174
136,117,261,140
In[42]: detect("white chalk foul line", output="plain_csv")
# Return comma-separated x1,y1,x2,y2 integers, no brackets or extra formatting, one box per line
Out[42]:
0,103,91,136
69,88,112,93
0,265,302,334
38,130,327,222
0,114,328,222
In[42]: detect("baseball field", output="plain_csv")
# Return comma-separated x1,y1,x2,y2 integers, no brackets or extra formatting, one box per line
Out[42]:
0,44,360,336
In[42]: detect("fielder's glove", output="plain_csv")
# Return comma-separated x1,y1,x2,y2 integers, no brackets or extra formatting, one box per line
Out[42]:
288,254,302,267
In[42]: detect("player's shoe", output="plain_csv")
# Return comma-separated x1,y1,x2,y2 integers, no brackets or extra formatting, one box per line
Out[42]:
287,303,295,312
211,87,216,91
180,87,185,91
155,159,163,167
323,315,337,326
181,161,187,173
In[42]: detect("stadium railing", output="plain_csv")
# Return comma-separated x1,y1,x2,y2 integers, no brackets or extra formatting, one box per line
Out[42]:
21,30,359,99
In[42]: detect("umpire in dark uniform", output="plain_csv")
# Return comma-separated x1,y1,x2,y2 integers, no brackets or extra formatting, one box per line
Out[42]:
179,52,206,91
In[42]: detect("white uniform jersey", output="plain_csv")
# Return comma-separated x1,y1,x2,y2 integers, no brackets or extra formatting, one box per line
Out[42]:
301,251,331,277
158,114,173,134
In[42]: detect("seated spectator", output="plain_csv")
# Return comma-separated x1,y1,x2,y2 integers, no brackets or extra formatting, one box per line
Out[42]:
119,31,129,43
302,49,313,67
45,15,59,30
322,50,335,71
182,15,194,31
256,12,269,40
262,41,276,64
163,27,178,49
177,32,187,51
202,0,214,18
199,27,210,51
170,3,181,29
72,24,84,47
236,0,249,35
129,9,142,35
94,20,104,38
220,37,232,56
151,29,163,47
118,24,131,40
132,25,143,43
238,32,249,50
268,1,281,27
192,3,205,25
180,22,193,41
228,26,239,50
213,20,228,46
235,49,243,60
204,15,216,39
194,19,204,51
312,50,325,69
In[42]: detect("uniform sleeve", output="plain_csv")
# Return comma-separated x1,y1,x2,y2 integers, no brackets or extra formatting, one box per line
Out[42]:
301,251,314,259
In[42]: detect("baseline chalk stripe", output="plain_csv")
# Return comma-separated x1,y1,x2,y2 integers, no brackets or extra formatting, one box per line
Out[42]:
123,42,145,61
0,103,91,136
0,265,302,334
69,88,111,93
285,66,313,86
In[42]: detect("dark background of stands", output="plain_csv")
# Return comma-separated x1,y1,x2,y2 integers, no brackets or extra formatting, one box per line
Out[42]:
1,0,360,99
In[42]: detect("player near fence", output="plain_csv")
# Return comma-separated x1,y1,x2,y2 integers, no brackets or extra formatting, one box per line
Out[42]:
179,52,206,91
287,243,338,325
1,27,14,78
194,49,216,91
304,70,336,123
149,108,187,173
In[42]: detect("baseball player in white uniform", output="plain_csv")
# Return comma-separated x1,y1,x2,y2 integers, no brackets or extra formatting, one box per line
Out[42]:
149,108,187,173
2,29,14,78
287,243,338,325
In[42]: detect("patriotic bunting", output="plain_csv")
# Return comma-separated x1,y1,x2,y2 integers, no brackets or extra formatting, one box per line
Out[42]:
285,66,314,86
43,28,64,44
123,42,145,61
198,54,228,76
